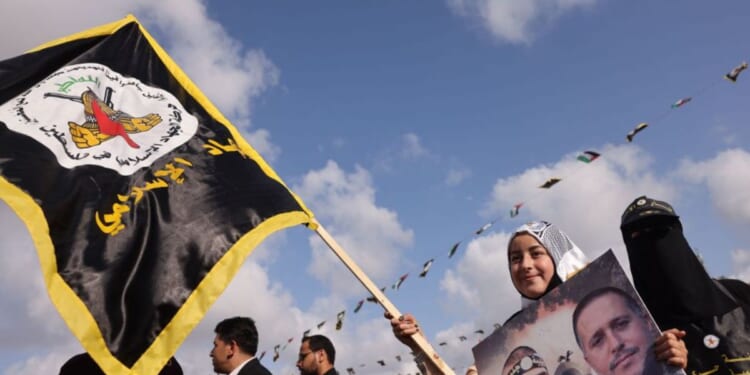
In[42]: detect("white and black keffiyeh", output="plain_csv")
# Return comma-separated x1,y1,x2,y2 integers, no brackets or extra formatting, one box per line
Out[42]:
508,221,588,306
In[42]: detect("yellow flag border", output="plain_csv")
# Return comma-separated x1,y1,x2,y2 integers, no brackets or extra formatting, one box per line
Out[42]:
3,14,316,374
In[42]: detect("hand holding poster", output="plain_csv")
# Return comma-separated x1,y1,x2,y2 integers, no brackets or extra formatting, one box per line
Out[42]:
473,250,685,375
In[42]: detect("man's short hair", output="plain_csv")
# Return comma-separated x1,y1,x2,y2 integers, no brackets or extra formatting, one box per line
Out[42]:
214,317,259,355
571,287,644,349
303,335,336,365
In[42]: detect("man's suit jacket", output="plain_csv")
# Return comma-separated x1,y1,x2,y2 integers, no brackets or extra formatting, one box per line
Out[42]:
238,358,272,375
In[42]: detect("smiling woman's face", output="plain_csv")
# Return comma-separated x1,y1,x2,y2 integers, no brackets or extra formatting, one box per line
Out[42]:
508,233,555,299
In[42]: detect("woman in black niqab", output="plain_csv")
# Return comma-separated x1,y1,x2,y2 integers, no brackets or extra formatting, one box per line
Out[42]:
621,195,750,375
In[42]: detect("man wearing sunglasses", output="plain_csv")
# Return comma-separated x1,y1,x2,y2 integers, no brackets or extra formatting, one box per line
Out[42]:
297,335,338,375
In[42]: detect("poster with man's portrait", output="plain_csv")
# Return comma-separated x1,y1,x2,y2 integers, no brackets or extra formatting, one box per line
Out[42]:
472,250,685,375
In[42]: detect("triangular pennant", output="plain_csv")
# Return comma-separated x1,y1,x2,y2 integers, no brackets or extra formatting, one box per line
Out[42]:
626,122,648,142
725,61,748,82
419,259,434,277
448,242,461,258
353,299,365,313
336,310,346,330
392,273,409,290
540,178,562,189
475,221,494,235
671,97,692,108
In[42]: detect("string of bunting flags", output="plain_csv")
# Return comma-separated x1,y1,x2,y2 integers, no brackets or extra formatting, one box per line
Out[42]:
258,59,748,372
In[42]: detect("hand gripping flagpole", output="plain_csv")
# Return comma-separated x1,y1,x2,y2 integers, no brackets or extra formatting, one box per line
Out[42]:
313,220,455,375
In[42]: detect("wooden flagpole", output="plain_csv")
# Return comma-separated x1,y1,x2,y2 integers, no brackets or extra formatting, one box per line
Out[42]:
313,220,455,375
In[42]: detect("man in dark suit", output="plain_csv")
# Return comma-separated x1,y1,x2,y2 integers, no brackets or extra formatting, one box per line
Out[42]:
210,316,272,375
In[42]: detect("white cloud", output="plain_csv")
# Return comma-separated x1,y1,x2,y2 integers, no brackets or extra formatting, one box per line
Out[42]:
136,0,280,126
245,128,282,162
484,144,677,262
677,148,750,231
440,232,518,319
332,137,347,149
0,1,126,58
294,161,414,296
712,124,740,146
446,0,597,44
401,133,430,159
373,133,434,172
0,203,82,374
2,351,79,375
0,204,73,350
445,167,472,186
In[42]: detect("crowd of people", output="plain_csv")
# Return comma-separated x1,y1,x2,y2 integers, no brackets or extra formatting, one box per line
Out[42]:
60,196,750,375
60,317,341,375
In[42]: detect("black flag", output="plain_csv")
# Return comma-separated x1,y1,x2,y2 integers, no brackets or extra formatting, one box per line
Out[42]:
0,15,314,374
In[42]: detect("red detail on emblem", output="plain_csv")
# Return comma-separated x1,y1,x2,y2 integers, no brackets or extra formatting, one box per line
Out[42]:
91,100,140,149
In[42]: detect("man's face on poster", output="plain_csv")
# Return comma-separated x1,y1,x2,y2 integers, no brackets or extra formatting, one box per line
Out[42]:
575,292,651,375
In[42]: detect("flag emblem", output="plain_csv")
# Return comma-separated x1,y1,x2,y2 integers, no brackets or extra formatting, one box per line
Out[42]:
0,63,198,175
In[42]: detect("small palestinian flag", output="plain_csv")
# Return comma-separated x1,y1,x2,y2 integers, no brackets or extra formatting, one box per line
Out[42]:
626,122,648,142
577,150,600,163
392,273,409,290
671,97,692,108
510,202,523,218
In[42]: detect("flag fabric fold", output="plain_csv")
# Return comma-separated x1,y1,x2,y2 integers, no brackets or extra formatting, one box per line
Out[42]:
0,15,314,374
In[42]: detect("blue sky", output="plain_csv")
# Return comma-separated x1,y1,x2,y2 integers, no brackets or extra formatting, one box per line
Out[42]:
0,1,749,374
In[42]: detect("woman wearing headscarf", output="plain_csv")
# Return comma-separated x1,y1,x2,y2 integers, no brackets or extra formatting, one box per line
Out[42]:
388,221,687,375
621,196,750,375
